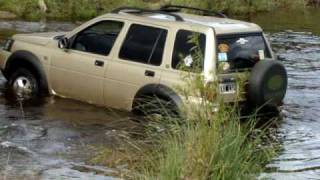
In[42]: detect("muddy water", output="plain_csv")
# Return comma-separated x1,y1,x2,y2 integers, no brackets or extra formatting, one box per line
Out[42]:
0,81,143,178
0,21,142,179
0,9,319,179
0,82,143,178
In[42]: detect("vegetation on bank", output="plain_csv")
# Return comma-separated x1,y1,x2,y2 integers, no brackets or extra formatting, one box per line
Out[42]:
0,0,317,21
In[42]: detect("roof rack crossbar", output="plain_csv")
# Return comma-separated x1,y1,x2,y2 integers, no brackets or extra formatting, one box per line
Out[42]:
160,5,227,18
112,7,184,22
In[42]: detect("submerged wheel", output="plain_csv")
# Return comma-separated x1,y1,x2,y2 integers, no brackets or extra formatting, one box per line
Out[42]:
248,60,288,107
8,68,39,98
133,95,180,118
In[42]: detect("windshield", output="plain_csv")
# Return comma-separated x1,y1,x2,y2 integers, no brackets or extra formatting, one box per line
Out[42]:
216,33,271,73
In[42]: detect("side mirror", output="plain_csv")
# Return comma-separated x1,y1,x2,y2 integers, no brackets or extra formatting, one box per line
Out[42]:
58,37,69,49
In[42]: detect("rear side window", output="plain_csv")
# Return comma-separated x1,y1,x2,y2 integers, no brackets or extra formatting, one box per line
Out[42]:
119,24,167,66
172,30,206,72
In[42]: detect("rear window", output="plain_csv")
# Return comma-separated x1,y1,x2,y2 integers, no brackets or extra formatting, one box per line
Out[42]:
217,33,271,73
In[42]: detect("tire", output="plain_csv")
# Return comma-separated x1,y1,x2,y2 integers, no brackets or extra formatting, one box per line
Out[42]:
8,68,40,99
133,95,179,118
248,60,288,107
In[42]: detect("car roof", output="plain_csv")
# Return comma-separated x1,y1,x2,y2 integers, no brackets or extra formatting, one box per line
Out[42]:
178,13,262,34
100,12,262,35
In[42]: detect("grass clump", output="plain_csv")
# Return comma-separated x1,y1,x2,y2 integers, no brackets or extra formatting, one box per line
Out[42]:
137,80,276,180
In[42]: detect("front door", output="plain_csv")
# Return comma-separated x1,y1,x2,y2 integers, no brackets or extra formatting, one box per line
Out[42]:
50,20,124,105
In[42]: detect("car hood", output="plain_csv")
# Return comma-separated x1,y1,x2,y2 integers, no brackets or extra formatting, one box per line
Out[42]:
13,32,67,46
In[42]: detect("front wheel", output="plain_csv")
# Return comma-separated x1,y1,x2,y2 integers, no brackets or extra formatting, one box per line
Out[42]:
8,68,39,99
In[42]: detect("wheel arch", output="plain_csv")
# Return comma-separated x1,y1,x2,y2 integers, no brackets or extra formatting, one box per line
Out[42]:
132,83,183,111
4,50,49,94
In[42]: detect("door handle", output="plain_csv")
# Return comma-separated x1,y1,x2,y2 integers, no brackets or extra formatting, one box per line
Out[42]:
145,70,155,77
95,60,104,67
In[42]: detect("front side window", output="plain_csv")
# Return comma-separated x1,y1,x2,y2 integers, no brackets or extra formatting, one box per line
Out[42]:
71,21,124,56
119,24,167,66
172,30,206,72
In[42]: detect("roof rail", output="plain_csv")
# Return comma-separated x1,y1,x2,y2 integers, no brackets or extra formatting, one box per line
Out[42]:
160,5,228,18
112,7,184,22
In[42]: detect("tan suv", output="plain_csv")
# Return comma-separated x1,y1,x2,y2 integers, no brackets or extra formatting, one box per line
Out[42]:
0,5,287,115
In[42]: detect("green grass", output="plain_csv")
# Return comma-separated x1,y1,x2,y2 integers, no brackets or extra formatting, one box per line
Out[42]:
133,75,278,179
140,119,274,179
0,0,148,21
0,0,313,21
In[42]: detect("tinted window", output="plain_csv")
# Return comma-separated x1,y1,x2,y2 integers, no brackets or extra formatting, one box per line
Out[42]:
217,33,271,72
119,24,167,66
72,21,123,55
172,30,206,72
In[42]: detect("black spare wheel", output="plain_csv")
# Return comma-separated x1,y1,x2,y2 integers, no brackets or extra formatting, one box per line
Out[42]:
248,60,287,107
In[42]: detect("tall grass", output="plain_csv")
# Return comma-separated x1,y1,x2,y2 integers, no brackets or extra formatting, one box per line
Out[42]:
0,0,312,21
136,79,276,179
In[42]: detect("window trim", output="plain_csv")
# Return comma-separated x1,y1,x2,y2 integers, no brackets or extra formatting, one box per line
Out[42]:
69,20,125,56
118,23,168,66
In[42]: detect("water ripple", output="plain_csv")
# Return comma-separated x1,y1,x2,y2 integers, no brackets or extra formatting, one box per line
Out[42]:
264,31,320,178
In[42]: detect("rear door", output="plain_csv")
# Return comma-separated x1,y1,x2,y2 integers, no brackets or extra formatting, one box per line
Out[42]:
103,24,168,110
